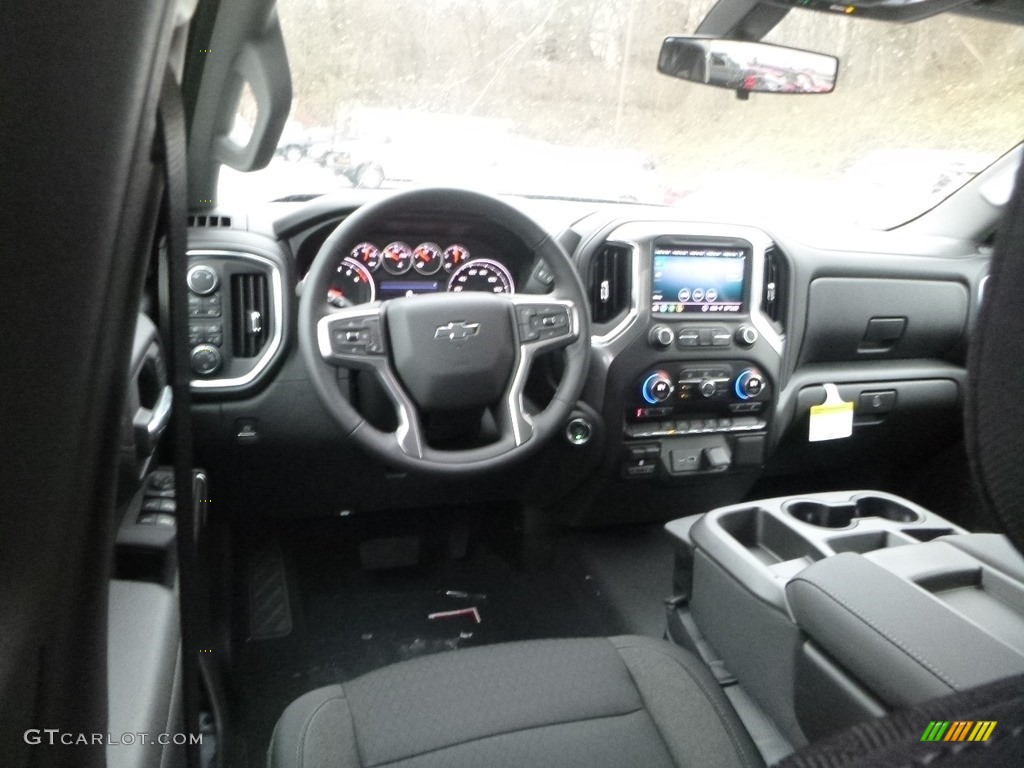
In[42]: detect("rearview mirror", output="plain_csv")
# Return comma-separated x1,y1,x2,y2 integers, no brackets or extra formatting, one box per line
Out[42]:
658,37,838,95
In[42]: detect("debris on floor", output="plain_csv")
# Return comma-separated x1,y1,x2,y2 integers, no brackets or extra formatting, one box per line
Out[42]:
427,606,482,624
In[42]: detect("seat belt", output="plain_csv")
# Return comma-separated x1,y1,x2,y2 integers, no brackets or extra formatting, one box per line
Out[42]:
157,66,205,768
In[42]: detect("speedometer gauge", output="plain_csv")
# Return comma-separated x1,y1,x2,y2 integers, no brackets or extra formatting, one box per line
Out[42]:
381,242,413,275
327,257,376,307
447,259,515,295
413,242,443,275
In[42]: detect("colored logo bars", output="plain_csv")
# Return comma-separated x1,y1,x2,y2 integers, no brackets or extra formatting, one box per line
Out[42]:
920,721,997,743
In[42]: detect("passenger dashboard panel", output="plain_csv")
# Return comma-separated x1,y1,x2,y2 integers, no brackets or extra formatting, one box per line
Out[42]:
800,277,968,363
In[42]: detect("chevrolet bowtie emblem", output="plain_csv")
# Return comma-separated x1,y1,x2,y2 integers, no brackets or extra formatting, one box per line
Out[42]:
434,321,480,341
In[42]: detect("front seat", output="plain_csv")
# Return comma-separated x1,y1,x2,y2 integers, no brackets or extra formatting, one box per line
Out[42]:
270,156,1024,768
268,635,762,768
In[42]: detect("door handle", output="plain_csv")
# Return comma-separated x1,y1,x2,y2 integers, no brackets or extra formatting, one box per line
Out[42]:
133,385,173,454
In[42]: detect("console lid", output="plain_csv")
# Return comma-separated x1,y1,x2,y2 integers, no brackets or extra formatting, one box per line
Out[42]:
786,549,1024,708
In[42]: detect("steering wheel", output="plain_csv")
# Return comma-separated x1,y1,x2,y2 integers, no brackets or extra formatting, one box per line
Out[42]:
298,188,591,475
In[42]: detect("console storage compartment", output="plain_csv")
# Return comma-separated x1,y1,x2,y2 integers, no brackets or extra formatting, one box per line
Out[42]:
718,508,825,566
668,491,1024,745
787,551,1024,707
785,495,919,528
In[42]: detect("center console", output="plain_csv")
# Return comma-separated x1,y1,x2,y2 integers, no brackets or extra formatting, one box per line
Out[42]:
593,224,785,483
665,493,1024,749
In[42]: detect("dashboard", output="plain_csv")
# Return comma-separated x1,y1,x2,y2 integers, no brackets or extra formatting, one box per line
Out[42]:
182,192,990,523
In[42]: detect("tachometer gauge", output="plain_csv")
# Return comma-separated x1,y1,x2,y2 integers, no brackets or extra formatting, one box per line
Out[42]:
327,257,376,307
443,244,470,273
350,242,381,271
447,259,515,295
413,242,443,275
381,242,413,275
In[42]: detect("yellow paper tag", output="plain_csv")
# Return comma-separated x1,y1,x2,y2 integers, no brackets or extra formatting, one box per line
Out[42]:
809,384,854,442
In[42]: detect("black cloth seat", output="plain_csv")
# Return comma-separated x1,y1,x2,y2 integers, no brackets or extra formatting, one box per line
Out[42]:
268,635,763,768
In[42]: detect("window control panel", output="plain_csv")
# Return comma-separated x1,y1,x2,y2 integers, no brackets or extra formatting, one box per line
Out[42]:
136,469,176,527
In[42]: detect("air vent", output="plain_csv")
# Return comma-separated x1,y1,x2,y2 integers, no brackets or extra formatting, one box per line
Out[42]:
187,215,232,228
589,243,632,324
762,246,788,331
231,273,269,358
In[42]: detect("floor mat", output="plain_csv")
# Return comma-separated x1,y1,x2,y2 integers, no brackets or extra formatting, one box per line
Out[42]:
227,517,627,768
563,522,676,638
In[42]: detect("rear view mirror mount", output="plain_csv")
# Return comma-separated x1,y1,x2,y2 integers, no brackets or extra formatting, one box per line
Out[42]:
658,37,839,97
764,0,972,24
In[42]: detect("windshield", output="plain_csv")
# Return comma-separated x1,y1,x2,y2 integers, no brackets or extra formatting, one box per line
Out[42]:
219,1,1024,229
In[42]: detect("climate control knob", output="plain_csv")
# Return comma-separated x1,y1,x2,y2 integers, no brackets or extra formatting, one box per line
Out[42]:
699,379,718,398
649,325,675,350
190,345,222,376
734,368,766,400
641,371,675,404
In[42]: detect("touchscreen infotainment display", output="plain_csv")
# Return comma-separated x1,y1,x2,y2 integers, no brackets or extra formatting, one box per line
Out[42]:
651,245,748,314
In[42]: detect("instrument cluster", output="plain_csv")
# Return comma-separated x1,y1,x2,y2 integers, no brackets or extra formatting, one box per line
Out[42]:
327,240,516,307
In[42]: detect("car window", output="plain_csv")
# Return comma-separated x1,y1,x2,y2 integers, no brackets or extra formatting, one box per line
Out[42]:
219,0,1024,229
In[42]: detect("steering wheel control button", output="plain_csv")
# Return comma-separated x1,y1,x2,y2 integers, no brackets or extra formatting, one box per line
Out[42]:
187,265,219,295
565,417,593,446
190,345,222,376
329,315,385,357
736,325,759,347
517,305,571,343
642,371,675,404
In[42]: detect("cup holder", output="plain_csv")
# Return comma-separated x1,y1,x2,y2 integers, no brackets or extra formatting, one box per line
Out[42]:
786,496,921,529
